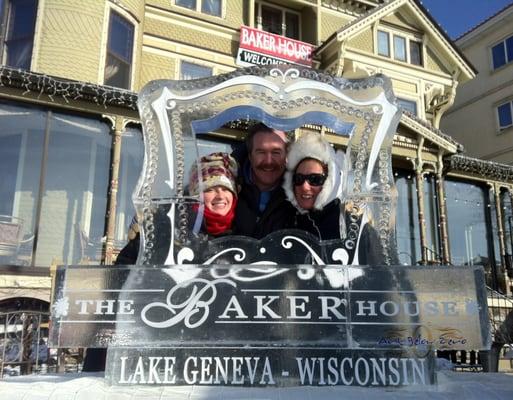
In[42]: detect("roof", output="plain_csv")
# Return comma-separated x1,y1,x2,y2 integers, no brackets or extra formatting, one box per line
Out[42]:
315,0,477,77
455,1,513,42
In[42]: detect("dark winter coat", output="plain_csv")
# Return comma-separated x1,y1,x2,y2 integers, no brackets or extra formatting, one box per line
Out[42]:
233,182,295,239
287,198,383,265
115,206,233,265
289,198,342,241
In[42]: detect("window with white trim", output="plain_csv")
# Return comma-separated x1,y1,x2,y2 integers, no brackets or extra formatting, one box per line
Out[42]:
377,30,390,57
377,29,423,66
491,34,513,70
180,61,212,80
397,98,418,116
0,0,38,70
175,0,222,17
255,2,300,40
104,11,134,90
497,100,513,131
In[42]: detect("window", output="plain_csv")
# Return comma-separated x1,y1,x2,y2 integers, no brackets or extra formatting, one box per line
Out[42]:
376,29,423,66
0,0,38,70
397,98,417,115
497,101,513,131
409,40,422,66
377,30,390,57
0,102,112,266
115,127,143,245
256,2,300,40
36,112,111,266
104,11,134,90
491,35,513,70
175,0,222,17
394,170,421,264
176,0,195,10
445,179,499,289
180,61,212,80
0,102,45,266
393,35,406,61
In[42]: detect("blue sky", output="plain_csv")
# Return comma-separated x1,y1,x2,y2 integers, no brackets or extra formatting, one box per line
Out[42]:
420,0,513,39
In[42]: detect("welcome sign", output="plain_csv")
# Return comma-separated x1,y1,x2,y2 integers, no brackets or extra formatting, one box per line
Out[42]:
237,26,314,67
50,264,489,386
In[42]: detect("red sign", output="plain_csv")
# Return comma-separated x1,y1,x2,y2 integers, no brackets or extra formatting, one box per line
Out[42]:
237,25,314,67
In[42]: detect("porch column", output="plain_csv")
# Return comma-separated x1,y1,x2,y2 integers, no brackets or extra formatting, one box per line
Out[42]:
415,138,428,264
103,116,125,265
436,153,450,264
494,184,509,295
317,0,322,45
249,0,255,27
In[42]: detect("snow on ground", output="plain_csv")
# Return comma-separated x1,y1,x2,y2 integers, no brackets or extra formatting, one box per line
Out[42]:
1,371,513,400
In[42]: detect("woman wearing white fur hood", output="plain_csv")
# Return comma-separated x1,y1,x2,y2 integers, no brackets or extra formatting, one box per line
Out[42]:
283,132,385,264
282,132,343,241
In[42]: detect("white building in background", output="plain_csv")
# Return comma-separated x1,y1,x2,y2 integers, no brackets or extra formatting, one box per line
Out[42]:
441,3,513,165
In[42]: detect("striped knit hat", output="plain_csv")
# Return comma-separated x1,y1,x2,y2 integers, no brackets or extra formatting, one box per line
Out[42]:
188,152,238,197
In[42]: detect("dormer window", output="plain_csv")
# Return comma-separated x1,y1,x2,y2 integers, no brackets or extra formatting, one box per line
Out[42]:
377,30,390,57
409,41,422,65
393,35,406,61
377,29,423,66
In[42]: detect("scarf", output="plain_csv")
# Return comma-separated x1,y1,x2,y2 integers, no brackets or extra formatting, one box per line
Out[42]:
193,199,237,236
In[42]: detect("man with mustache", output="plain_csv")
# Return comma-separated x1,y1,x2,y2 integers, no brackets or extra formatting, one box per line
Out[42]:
233,123,295,239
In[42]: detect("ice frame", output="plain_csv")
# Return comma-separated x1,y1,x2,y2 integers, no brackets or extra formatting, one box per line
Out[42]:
135,65,402,266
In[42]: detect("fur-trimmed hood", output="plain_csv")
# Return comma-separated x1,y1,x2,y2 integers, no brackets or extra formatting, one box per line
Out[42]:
283,133,343,214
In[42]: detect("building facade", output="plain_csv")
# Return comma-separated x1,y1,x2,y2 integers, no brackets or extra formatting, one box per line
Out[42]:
0,0,512,372
441,3,513,165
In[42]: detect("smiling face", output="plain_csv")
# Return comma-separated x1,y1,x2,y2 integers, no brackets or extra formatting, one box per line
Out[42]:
248,130,287,191
203,186,234,216
293,159,325,210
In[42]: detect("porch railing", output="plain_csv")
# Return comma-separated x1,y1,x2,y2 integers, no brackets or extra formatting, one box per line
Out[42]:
0,310,50,377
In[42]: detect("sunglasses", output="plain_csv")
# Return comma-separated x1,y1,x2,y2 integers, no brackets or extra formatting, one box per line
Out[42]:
292,173,327,186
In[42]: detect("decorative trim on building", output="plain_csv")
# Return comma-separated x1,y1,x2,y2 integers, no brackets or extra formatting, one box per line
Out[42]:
401,112,462,153
445,154,513,183
321,0,375,16
0,67,138,110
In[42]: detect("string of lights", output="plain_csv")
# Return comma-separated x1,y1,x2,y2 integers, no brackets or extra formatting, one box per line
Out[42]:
0,66,138,110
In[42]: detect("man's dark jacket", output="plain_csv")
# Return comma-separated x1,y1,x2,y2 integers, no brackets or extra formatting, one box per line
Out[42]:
233,182,295,239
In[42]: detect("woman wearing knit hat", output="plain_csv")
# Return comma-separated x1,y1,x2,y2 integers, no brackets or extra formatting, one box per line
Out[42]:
188,152,239,237
83,152,239,373
114,152,238,266
283,132,343,241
